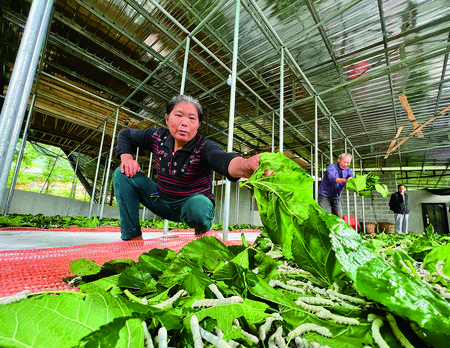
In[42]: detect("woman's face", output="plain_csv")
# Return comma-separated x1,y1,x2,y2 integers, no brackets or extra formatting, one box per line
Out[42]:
165,102,200,148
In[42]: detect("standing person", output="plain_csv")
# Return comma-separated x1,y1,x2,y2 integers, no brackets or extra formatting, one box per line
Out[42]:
113,94,263,240
389,184,409,234
318,153,354,217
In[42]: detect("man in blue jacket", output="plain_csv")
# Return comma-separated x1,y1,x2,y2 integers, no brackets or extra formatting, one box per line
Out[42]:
318,153,354,217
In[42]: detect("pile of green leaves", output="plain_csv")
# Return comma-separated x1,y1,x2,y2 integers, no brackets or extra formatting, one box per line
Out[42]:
242,152,450,347
346,172,390,197
0,152,449,347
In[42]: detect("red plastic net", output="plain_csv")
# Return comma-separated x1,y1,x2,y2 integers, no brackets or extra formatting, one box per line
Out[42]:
0,230,254,297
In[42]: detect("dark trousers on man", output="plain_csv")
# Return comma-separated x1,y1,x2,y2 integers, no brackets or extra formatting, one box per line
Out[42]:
318,193,343,217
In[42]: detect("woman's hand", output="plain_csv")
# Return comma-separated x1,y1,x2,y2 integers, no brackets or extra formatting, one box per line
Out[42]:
228,153,274,179
120,154,141,177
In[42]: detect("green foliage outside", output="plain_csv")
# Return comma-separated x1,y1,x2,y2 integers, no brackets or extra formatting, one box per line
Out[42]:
7,141,89,201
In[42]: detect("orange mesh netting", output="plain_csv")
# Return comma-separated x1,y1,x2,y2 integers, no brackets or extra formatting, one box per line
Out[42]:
0,229,257,297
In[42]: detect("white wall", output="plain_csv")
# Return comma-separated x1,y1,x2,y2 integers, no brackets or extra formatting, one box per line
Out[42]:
1,189,122,219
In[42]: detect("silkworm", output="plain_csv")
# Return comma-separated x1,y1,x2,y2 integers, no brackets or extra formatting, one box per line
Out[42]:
208,283,224,299
227,340,239,348
295,300,360,325
154,289,188,309
269,279,306,294
157,327,168,348
386,313,414,348
294,336,309,348
268,326,285,348
368,314,389,348
432,284,450,298
192,296,243,308
436,261,450,282
287,323,332,339
0,290,30,305
326,294,362,310
298,296,335,307
190,315,203,348
124,289,142,303
325,288,367,305
142,321,154,348
68,276,82,287
199,327,232,348
241,329,259,344
259,313,283,341
214,327,224,338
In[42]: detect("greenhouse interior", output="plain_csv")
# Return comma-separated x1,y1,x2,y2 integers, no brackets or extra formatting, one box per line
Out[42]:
0,0,449,347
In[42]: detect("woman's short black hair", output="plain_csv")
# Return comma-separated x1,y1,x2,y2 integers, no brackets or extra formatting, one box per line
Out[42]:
166,95,203,122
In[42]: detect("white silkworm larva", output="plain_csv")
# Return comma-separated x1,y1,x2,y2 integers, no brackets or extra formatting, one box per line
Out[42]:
0,290,30,305
214,327,224,338
190,315,204,348
269,279,306,294
287,323,332,339
259,313,283,341
368,314,389,348
325,288,367,305
208,283,224,299
386,313,414,348
227,340,240,348
199,327,232,348
326,294,362,310
241,329,259,344
142,321,154,348
268,326,285,348
296,300,359,325
294,336,309,348
154,289,188,309
298,296,335,307
436,261,450,282
157,327,168,348
192,296,243,308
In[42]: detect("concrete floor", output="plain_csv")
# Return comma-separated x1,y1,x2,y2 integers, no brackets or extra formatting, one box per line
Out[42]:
0,230,260,251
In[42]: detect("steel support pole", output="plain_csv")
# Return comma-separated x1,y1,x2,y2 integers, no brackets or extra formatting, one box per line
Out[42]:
89,122,107,218
223,0,240,241
142,152,153,220
66,150,80,216
0,0,55,207
314,96,319,201
100,109,120,219
352,149,357,232
329,120,333,163
271,111,275,152
345,140,350,217
2,93,36,215
235,182,240,224
360,158,366,234
180,38,190,95
279,48,284,153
